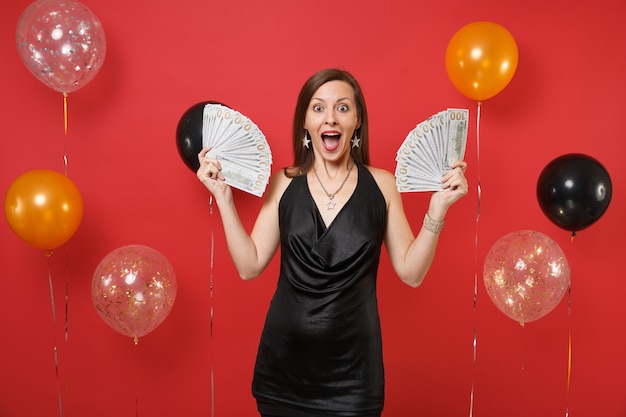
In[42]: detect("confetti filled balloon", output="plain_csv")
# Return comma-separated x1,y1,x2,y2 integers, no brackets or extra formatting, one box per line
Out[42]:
92,245,177,342
16,0,106,94
483,230,570,325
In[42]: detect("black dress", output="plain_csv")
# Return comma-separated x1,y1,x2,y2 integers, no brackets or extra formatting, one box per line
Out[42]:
253,163,388,417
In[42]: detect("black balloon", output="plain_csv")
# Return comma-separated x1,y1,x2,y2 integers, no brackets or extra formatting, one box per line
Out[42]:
536,153,612,233
176,101,227,172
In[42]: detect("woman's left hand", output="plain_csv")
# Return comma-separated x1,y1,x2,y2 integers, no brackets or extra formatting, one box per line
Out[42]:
429,161,468,219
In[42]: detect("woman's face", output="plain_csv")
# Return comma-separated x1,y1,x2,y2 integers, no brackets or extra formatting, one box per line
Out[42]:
304,80,360,162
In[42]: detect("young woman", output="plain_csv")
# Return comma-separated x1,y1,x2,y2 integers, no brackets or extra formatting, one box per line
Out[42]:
197,68,468,417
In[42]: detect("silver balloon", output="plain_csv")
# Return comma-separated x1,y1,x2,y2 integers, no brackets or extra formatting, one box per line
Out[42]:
16,0,106,94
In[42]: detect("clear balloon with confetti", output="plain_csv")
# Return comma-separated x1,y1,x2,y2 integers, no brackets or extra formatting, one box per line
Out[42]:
483,230,570,325
16,0,106,94
92,245,177,343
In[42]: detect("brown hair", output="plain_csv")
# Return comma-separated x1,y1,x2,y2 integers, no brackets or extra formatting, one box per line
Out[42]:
286,68,370,177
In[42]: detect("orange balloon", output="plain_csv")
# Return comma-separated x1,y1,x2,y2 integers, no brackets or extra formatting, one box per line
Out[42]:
4,169,83,250
445,21,519,101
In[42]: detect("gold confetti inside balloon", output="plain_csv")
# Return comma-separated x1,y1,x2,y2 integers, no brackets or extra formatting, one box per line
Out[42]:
483,230,570,325
92,245,176,342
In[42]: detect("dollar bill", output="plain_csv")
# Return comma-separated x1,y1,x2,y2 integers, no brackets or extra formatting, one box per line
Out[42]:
202,103,272,197
445,108,468,170
395,108,468,193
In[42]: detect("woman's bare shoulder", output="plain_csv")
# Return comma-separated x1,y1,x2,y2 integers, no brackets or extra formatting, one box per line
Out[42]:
264,168,294,203
365,165,396,191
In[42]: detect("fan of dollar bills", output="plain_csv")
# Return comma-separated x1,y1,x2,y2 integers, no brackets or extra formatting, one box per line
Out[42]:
202,103,272,197
395,108,469,192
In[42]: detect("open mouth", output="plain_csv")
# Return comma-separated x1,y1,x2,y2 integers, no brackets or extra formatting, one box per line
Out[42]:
321,133,341,151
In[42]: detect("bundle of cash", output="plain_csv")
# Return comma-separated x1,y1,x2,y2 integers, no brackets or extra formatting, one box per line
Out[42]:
395,108,468,192
202,103,272,197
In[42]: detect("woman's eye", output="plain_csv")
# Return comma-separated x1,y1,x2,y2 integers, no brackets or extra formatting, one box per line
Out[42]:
313,104,323,111
337,104,348,112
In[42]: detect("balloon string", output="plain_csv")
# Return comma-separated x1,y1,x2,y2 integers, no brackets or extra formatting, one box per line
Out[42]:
566,243,574,417
63,93,68,135
64,252,69,344
209,195,215,417
134,340,140,417
566,285,572,417
64,251,70,403
468,327,476,417
469,101,481,417
46,251,64,417
520,323,526,417
63,93,68,175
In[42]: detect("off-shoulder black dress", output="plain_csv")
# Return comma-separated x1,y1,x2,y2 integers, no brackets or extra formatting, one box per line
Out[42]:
253,163,387,417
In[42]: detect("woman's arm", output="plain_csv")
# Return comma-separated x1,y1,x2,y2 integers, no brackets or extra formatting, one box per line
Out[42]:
197,148,288,280
372,162,468,287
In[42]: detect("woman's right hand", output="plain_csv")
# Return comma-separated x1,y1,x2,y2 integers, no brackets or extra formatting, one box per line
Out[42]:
197,147,232,200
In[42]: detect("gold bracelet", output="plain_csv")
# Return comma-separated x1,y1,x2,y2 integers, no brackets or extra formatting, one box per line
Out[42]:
423,212,445,234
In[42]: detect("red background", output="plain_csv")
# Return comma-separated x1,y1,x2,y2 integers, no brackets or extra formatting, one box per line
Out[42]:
1,0,625,416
